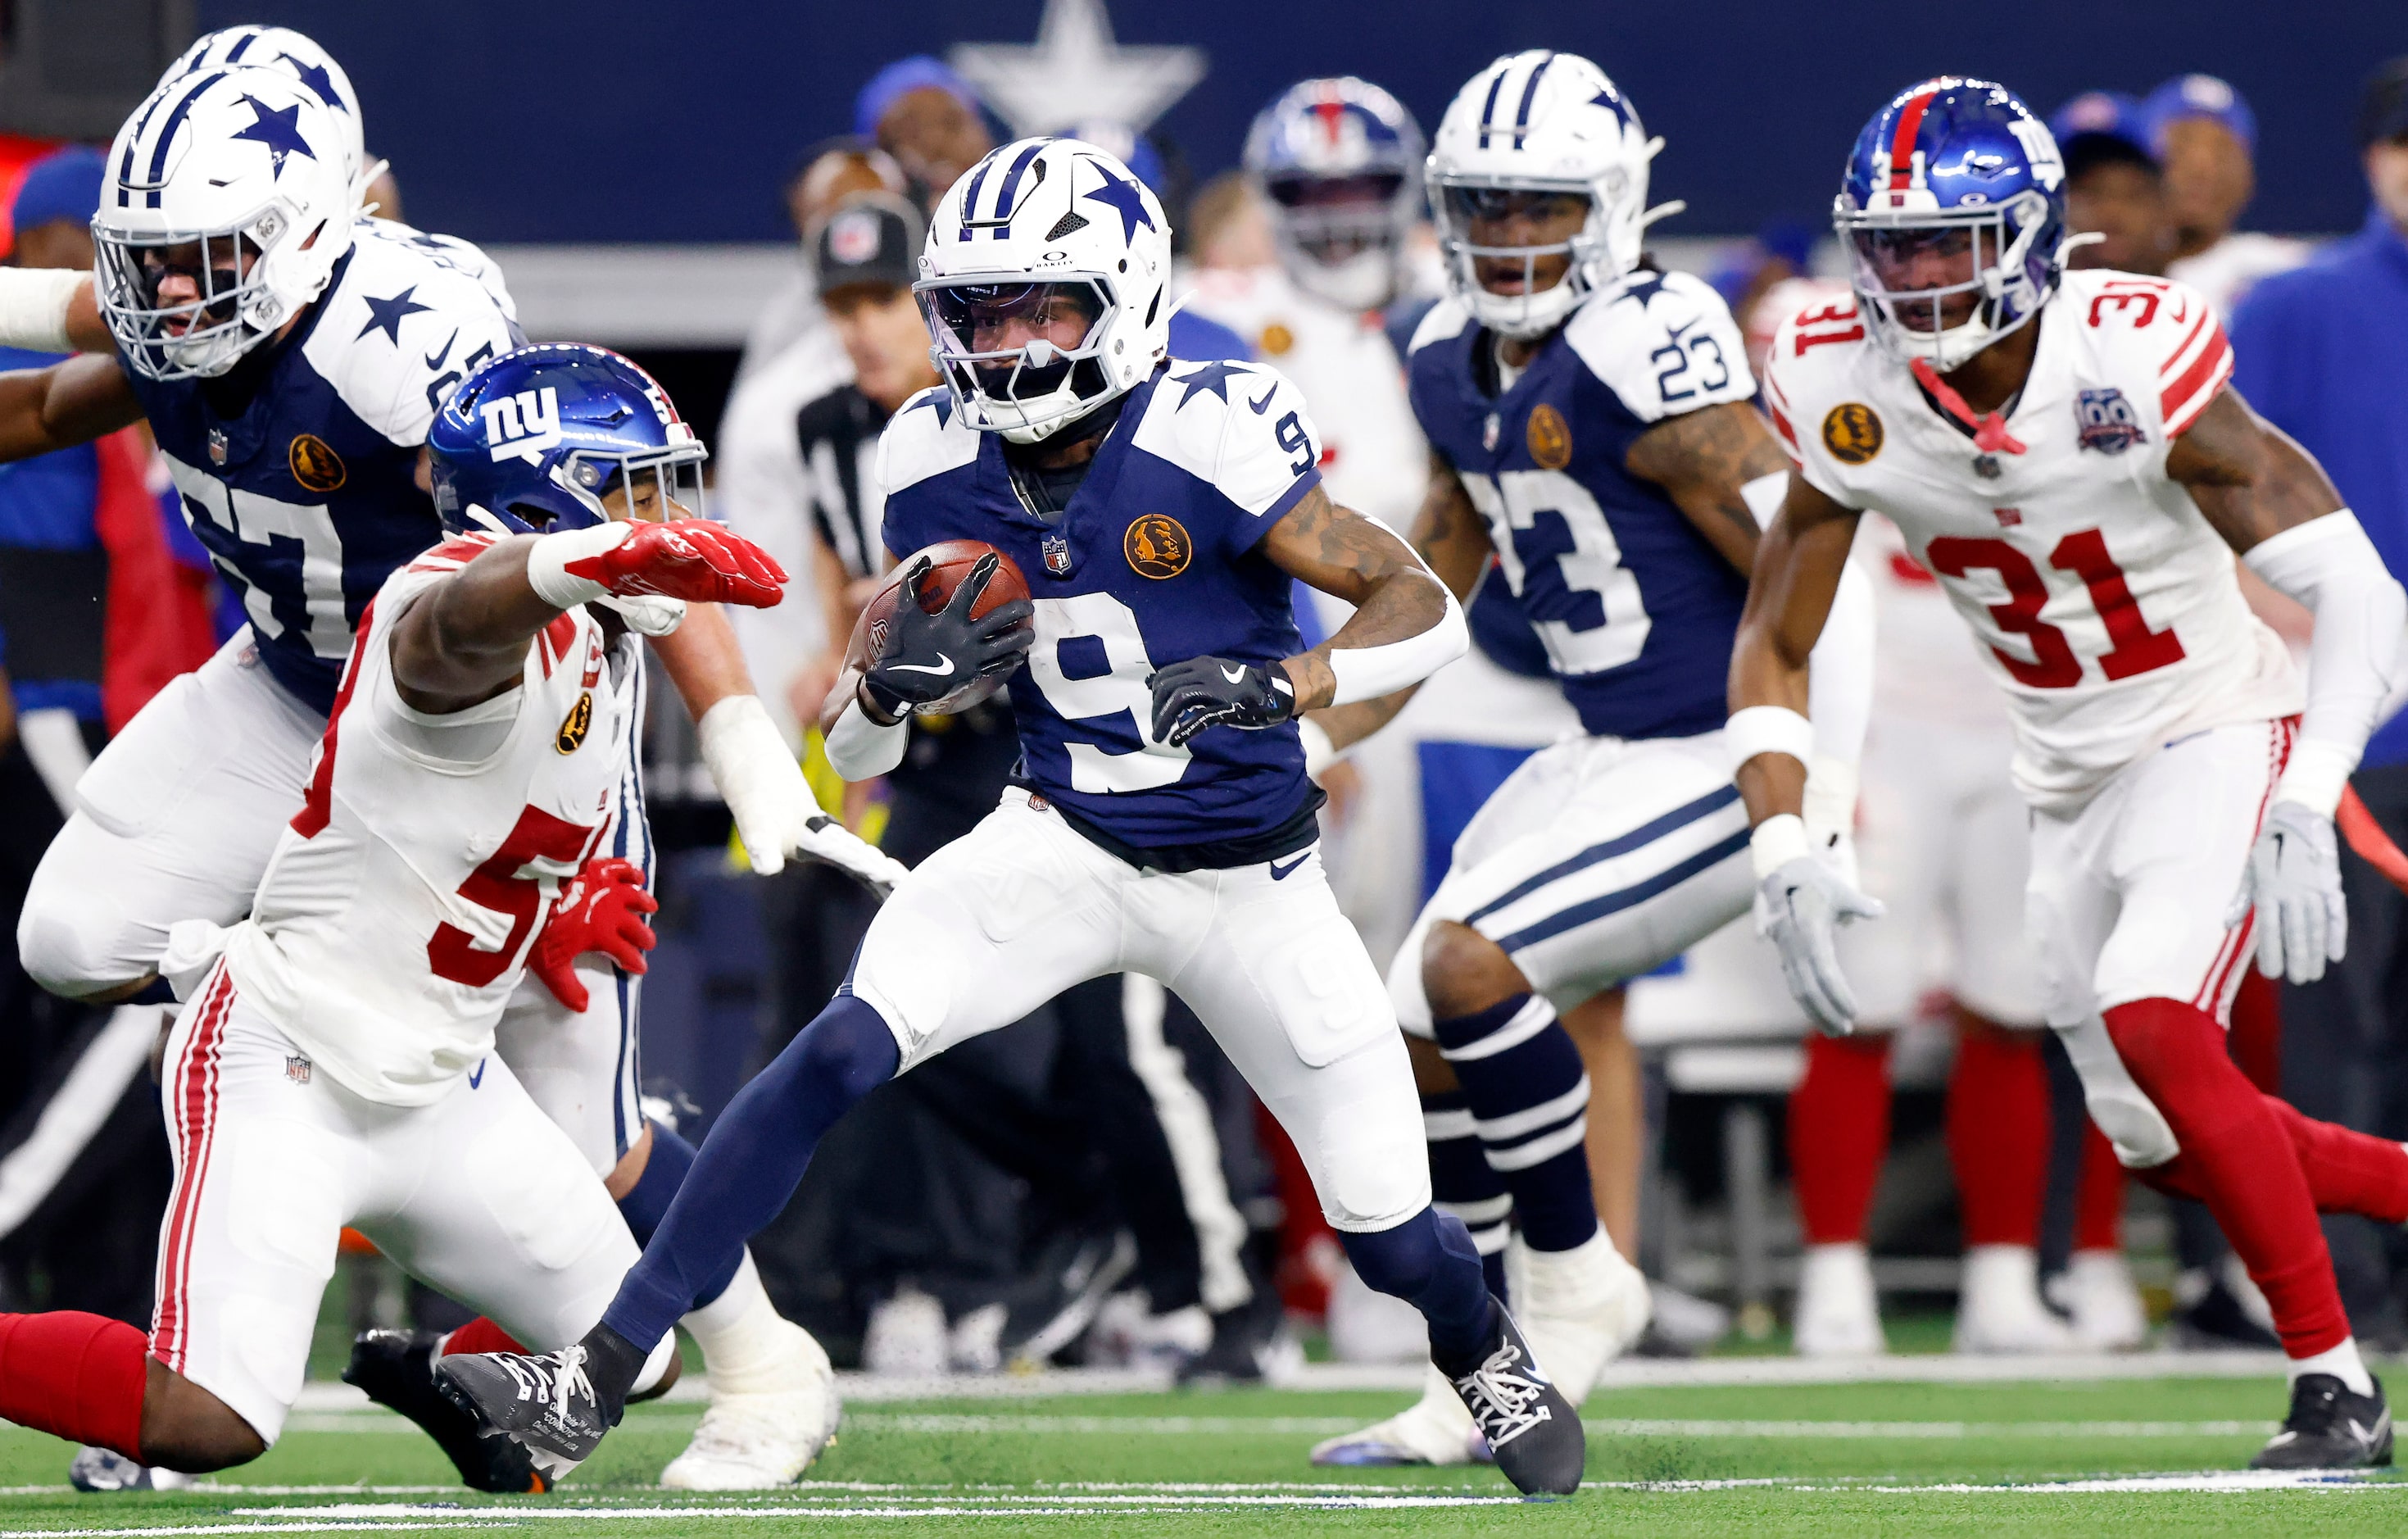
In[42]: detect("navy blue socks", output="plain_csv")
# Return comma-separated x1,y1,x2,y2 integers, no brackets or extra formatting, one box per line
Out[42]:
1431,992,1599,1254
615,1121,741,1309
1423,1088,1512,1299
1340,1207,1496,1370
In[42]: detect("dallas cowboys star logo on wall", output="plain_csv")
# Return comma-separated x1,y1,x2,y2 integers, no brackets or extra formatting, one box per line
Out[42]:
233,96,315,173
948,0,1204,139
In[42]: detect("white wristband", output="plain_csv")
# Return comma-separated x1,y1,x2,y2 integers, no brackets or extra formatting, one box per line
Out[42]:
0,268,84,352
823,692,909,781
2276,738,2358,819
525,521,635,610
1297,717,1340,782
1750,812,1812,881
1726,705,1816,777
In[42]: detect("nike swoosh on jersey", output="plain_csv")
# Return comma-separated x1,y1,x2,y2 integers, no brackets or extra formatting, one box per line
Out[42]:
468,1059,487,1089
1268,853,1310,880
1221,665,1247,684
424,329,458,370
1248,387,1277,414
890,656,955,676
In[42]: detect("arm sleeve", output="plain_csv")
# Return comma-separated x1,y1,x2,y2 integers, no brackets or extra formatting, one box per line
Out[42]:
1806,558,1875,769
1325,576,1469,705
823,693,909,781
2243,511,2408,815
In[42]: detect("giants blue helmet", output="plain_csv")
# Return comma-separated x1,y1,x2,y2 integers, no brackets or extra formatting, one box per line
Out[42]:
1243,78,1425,311
427,344,706,537
1836,78,2068,370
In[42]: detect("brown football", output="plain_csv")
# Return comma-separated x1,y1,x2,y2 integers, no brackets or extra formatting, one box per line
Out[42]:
846,539,1032,715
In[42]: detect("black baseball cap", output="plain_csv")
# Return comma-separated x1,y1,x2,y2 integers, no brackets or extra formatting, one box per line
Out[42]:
2360,57,2408,149
814,193,923,297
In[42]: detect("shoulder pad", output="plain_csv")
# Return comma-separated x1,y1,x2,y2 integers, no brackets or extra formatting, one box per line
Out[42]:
875,388,980,497
302,226,524,447
2058,271,2230,436
1131,361,1322,520
1408,297,1473,356
1562,270,1754,423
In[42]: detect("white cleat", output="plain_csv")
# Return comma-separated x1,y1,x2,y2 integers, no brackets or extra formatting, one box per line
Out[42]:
1308,1362,1484,1468
1794,1242,1885,1357
1508,1231,1651,1405
1953,1244,2076,1355
2049,1248,2149,1351
659,1319,841,1490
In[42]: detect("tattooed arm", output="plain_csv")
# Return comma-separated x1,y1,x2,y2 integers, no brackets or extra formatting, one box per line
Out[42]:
1623,398,1793,574
1259,475,1467,715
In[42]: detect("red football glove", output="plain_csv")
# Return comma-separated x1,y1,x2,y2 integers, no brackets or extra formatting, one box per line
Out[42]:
564,519,787,608
528,857,659,1013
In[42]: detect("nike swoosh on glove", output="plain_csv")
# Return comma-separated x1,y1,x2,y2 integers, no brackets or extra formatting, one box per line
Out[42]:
862,552,1034,715
1147,656,1296,747
1755,856,1884,1036
564,520,787,608
528,857,659,1013
2229,800,2347,984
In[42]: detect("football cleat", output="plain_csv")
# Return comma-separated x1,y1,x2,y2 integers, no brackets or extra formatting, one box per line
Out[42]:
660,1319,841,1490
1508,1232,1651,1404
1308,1362,1484,1468
1794,1242,1886,1357
342,1329,546,1493
1440,1297,1585,1496
2251,1374,2393,1470
67,1446,193,1491
2049,1249,2149,1352
1952,1245,2075,1355
433,1328,644,1482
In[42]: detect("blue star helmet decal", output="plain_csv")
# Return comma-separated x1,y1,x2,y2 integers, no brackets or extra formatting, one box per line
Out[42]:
232,96,315,173
277,53,349,116
1590,84,1635,134
357,286,433,344
1081,161,1154,243
1169,359,1245,407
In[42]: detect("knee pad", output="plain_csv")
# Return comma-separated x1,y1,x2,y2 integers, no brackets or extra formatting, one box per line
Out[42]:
2052,1015,2179,1169
17,856,145,999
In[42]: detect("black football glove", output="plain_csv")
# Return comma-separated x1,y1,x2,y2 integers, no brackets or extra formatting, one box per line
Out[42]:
1148,656,1297,747
862,552,1034,716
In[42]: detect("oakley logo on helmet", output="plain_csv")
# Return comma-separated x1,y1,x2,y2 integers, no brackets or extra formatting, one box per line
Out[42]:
482,386,563,464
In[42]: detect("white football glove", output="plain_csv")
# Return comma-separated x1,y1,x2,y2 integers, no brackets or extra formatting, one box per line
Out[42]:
694,694,909,896
2229,800,2346,984
1756,856,1884,1037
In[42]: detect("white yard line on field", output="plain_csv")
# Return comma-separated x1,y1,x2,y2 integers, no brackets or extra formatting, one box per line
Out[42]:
838,1411,2282,1438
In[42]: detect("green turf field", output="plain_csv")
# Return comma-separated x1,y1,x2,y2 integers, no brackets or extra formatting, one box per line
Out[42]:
2,1371,2405,1536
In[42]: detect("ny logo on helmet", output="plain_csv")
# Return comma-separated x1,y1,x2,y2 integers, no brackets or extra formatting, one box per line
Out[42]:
482,386,562,464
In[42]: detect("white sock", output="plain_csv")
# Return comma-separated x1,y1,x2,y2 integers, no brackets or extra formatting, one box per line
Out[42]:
679,1251,796,1393
2289,1337,2375,1396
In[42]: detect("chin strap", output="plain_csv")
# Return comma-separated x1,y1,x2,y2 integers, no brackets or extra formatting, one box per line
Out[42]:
1909,356,2026,456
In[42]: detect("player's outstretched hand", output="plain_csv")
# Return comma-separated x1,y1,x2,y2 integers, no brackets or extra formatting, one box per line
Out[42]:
564,519,787,608
1755,856,1883,1036
863,552,1034,715
529,857,659,1012
2230,800,2347,984
1147,656,1297,747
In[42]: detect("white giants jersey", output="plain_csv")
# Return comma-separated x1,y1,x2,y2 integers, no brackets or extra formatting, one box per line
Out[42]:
1763,270,2299,812
1184,265,1428,532
220,535,637,1105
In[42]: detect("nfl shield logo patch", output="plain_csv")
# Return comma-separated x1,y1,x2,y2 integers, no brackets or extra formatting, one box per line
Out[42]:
207,427,229,466
2075,388,2146,455
285,1055,312,1085
1041,533,1073,576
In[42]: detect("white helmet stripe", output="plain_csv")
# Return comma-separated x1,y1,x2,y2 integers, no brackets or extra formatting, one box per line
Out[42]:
126,69,229,209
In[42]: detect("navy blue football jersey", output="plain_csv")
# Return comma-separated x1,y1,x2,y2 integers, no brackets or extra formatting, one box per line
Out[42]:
877,361,1325,848
1408,269,1756,741
124,218,523,715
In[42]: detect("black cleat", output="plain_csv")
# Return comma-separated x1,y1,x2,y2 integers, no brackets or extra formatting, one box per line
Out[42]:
2252,1373,2393,1470
433,1325,646,1482
344,1329,547,1494
1436,1296,1585,1497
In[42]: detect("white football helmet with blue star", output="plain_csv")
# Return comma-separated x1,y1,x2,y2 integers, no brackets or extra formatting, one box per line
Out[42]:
1428,51,1681,338
95,65,359,381
915,137,1173,443
162,25,366,193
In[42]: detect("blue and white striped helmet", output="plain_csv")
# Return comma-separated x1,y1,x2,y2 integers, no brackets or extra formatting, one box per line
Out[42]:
1243,78,1424,311
95,66,358,381
162,25,365,192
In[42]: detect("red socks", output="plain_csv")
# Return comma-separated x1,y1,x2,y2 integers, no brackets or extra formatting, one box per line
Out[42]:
2104,997,2347,1358
1789,1033,1890,1244
2074,1124,2126,1251
439,1318,528,1358
0,1312,149,1460
1946,1016,2049,1247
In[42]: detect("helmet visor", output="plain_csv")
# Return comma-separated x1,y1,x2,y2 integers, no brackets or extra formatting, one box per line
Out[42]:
1265,172,1408,266
917,277,1112,403
1433,182,1592,298
1844,219,1996,335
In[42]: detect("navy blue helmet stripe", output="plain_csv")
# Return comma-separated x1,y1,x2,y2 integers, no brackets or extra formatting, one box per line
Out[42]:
222,29,260,61
1512,52,1556,141
1476,62,1510,149
115,84,179,207
142,70,229,208
957,150,999,238
989,139,1049,237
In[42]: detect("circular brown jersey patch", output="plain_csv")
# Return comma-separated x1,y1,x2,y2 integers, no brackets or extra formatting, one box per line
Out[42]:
1258,322,1295,356
288,433,347,493
556,691,594,754
1124,514,1192,579
1821,402,1885,465
1526,403,1573,470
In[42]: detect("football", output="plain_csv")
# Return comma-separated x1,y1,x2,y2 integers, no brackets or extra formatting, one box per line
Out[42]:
846,539,1032,715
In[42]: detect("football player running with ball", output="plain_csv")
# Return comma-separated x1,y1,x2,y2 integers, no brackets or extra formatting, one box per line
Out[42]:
436,138,1588,1497
1310,52,1875,1467
1738,78,2408,1469
0,347,789,1479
